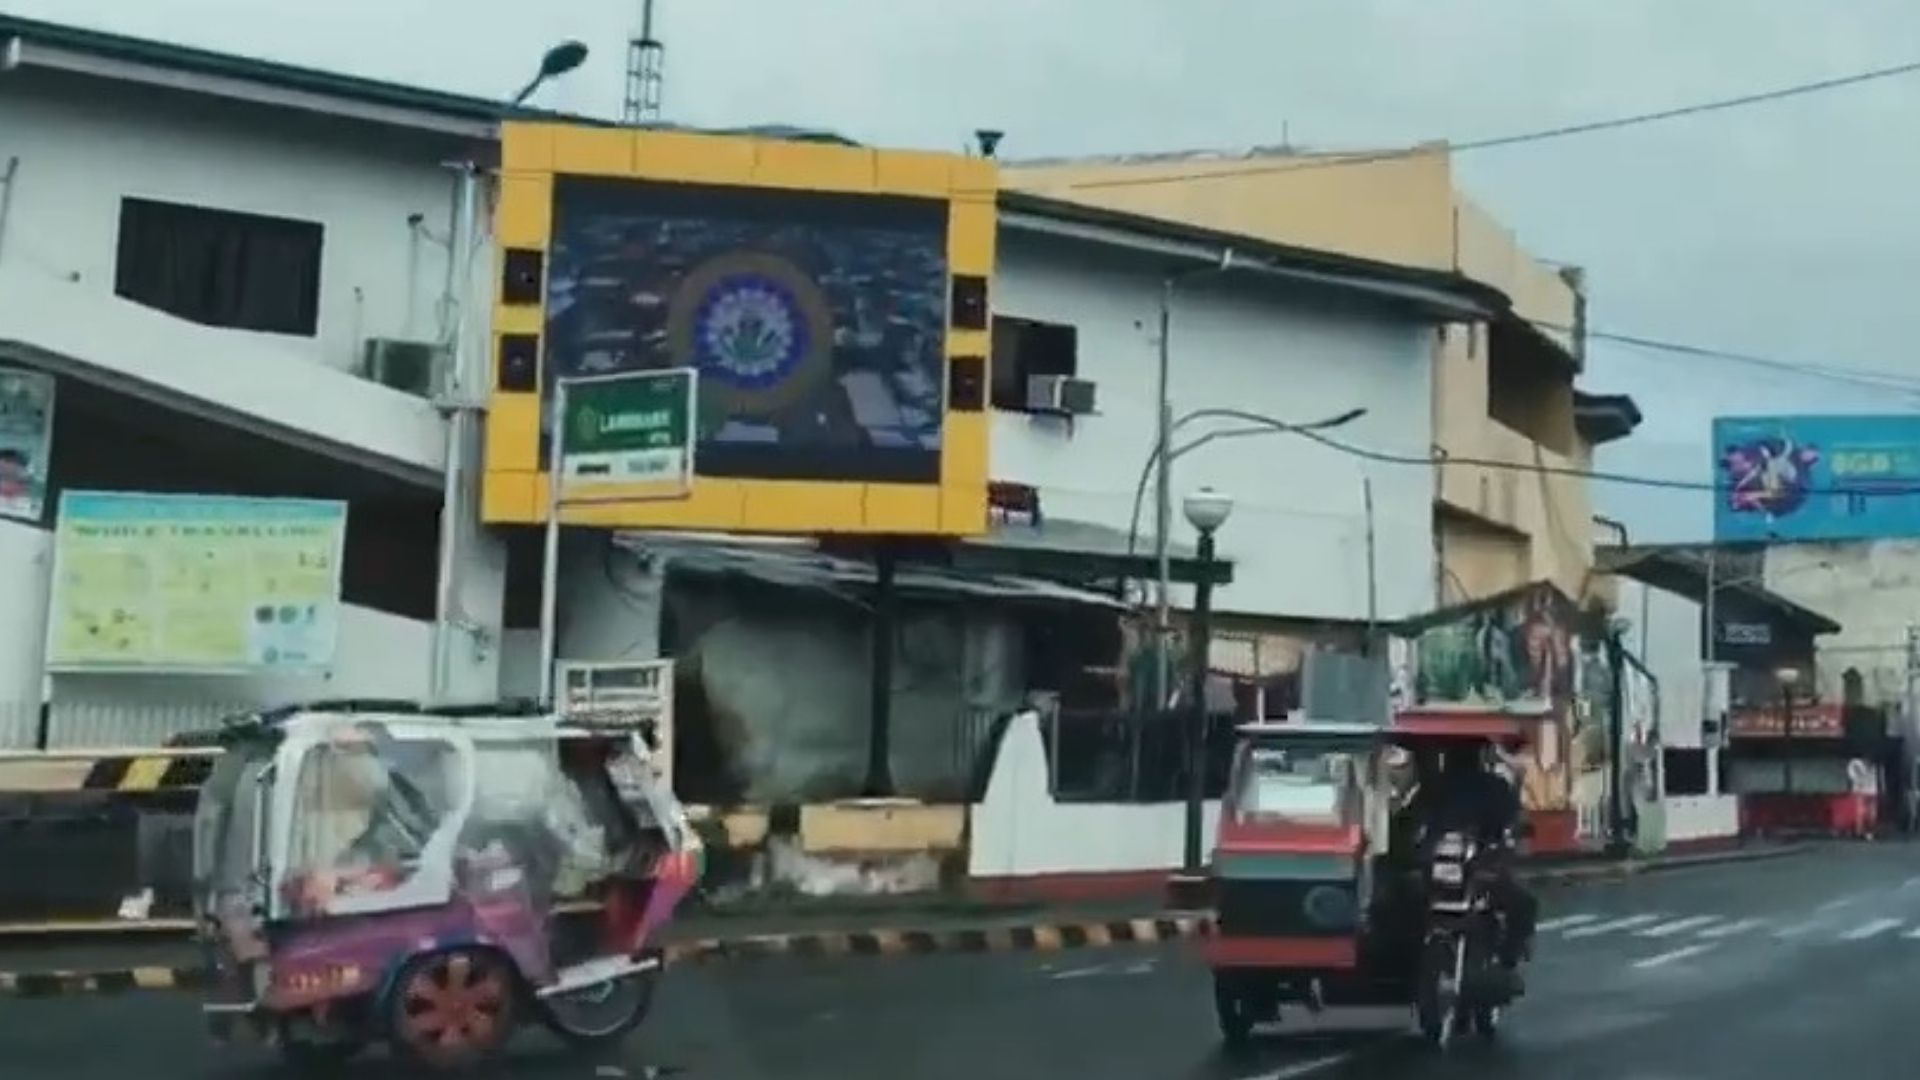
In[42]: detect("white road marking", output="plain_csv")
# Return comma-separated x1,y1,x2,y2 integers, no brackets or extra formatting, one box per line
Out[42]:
1901,875,1920,892
1565,913,1663,939
1242,1052,1355,1080
1700,917,1765,939
1901,925,1920,939
1638,915,1720,939
1841,917,1904,941
1632,943,1715,970
1538,913,1600,932
1047,964,1110,981
1818,896,1857,912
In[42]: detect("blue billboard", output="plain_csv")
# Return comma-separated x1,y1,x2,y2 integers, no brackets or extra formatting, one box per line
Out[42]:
1714,415,1920,541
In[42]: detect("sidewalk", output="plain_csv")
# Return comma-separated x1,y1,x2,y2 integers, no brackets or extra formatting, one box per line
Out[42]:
0,840,1812,996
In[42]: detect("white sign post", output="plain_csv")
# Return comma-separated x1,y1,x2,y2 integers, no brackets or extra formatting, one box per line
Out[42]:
537,369,698,707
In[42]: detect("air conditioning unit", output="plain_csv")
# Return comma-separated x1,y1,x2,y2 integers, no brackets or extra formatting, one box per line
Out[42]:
1025,373,1097,415
360,338,446,398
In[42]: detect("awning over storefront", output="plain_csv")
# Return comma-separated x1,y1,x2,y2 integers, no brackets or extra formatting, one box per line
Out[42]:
615,532,1134,610
949,517,1234,588
1595,544,1841,637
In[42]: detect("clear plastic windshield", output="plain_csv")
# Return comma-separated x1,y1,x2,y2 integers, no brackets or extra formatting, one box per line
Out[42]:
1236,746,1362,826
278,732,461,918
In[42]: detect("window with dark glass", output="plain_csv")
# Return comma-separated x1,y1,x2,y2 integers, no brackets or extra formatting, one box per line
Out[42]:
990,315,1079,411
114,197,324,336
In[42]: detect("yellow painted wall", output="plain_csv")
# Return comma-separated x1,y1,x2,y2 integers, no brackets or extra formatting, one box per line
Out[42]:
1005,148,1578,331
1006,148,1597,608
1432,323,1594,602
484,123,998,537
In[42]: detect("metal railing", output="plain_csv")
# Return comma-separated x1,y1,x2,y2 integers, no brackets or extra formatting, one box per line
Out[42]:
0,700,246,751
1042,706,1237,803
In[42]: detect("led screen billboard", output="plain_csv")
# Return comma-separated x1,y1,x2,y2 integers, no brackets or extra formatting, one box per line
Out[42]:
545,177,948,484
1713,414,1920,542
483,124,997,537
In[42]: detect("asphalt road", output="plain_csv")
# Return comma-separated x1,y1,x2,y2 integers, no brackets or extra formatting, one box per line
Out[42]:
4,842,1918,1079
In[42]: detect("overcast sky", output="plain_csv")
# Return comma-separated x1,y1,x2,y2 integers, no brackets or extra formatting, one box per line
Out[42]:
8,0,1920,542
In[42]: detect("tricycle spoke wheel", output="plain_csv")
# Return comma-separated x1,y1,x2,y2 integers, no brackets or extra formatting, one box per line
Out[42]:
392,949,517,1070
543,969,657,1047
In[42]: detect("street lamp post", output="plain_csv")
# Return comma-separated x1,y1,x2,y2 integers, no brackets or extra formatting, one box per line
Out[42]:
513,41,591,107
1174,487,1233,903
429,40,592,705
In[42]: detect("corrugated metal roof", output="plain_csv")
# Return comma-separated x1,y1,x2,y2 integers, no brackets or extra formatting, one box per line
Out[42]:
614,533,1132,611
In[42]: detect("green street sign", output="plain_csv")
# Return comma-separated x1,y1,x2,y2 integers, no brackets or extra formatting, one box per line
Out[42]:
556,369,696,497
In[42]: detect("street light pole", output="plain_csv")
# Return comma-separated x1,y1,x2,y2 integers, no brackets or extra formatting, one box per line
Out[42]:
1183,525,1219,875
428,39,590,704
1173,487,1234,902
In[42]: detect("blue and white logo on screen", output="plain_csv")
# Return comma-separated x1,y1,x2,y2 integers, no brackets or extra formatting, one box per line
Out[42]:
667,251,835,418
694,275,809,390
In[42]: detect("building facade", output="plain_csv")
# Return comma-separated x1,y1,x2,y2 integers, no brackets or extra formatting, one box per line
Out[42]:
1005,147,1638,610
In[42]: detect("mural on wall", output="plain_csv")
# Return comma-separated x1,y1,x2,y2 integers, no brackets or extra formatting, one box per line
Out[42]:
1409,584,1608,824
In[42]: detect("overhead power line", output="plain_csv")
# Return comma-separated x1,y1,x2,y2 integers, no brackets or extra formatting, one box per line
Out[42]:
1063,58,1920,191
1164,408,1920,499
1531,322,1920,396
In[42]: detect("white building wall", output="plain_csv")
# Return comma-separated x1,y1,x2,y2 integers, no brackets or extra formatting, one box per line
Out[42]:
0,519,53,740
1764,540,1919,712
992,232,1436,623
0,69,482,474
0,70,510,741
1615,574,1738,843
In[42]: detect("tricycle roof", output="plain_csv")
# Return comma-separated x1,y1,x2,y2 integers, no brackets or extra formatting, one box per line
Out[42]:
1235,720,1386,753
205,698,643,746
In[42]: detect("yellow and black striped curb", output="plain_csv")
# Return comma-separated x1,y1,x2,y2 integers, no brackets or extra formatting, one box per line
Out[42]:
0,916,1216,998
660,914,1215,966
0,965,204,998
0,749,217,794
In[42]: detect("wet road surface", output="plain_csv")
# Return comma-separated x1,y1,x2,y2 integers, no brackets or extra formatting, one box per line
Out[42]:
3,842,1916,1080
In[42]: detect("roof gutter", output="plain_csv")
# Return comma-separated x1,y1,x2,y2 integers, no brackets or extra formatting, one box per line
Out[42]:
1,34,496,140
999,195,1502,321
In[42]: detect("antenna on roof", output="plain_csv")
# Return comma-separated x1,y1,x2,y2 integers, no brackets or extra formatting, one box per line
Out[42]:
624,0,665,125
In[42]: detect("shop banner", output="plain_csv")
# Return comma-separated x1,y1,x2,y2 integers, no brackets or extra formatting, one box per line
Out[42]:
47,492,348,672
0,368,54,524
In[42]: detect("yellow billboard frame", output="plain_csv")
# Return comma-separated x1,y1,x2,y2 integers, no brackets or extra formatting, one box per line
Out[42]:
482,122,997,536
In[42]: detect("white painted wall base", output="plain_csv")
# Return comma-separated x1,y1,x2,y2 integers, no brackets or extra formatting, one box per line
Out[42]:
1664,795,1740,844
968,710,1220,883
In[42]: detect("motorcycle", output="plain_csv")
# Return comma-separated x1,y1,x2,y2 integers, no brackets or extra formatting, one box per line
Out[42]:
1414,828,1519,1048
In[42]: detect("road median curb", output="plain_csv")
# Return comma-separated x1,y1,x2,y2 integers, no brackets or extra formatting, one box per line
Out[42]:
0,914,1216,997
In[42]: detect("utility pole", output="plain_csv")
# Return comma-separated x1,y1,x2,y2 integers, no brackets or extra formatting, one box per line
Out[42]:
429,162,482,702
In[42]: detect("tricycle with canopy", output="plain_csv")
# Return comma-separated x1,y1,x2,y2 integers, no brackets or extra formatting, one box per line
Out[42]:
1204,707,1540,1049
190,699,702,1071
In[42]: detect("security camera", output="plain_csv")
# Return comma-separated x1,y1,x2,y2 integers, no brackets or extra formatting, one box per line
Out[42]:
975,129,1004,158
406,212,426,227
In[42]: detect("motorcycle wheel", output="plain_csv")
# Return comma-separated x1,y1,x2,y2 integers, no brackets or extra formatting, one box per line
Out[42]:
1212,973,1256,1047
1471,1004,1502,1041
1415,939,1460,1050
542,968,657,1049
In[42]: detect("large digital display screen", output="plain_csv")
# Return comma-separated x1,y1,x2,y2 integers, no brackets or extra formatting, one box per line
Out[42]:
544,177,951,484
1714,414,1920,541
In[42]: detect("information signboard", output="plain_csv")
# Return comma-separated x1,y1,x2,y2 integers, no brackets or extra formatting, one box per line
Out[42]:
556,369,696,503
46,492,348,672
